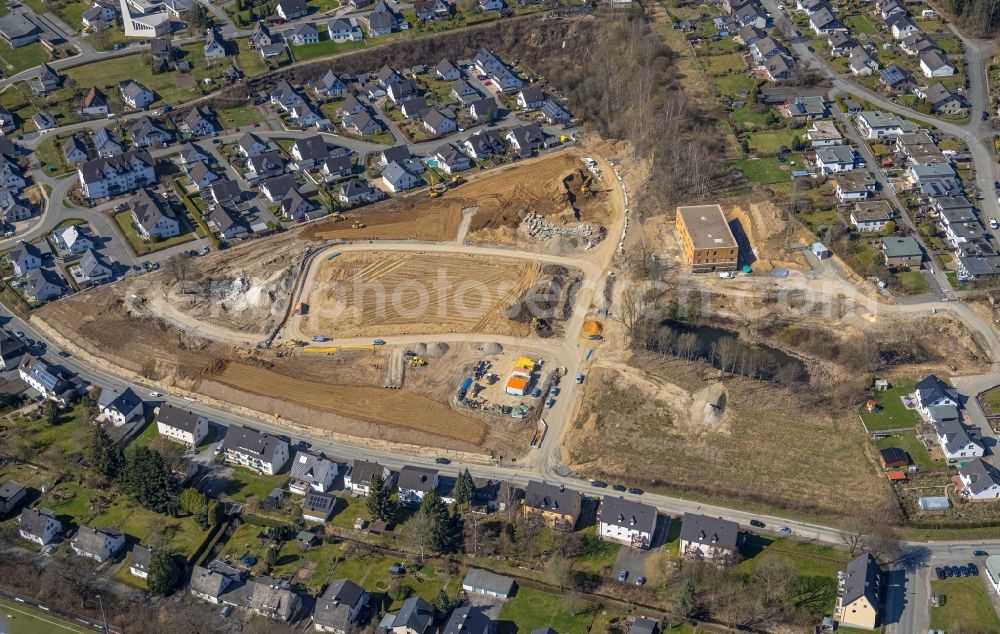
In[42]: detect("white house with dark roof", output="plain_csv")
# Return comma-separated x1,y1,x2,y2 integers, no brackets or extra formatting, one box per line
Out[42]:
23,268,65,302
10,241,42,275
326,17,362,42
433,144,470,174
435,58,461,81
598,496,658,549
397,466,438,506
344,460,391,496
129,189,179,240
18,507,60,545
247,150,285,180
291,135,328,169
222,424,289,474
190,564,235,604
381,161,419,193
19,356,76,404
934,419,984,462
97,386,144,426
183,107,217,137
260,174,297,202
314,579,368,632
78,150,156,199
207,204,248,241
919,50,956,77
290,451,339,495
130,544,154,578
679,513,744,562
959,459,1000,501
120,80,155,110
276,0,308,19
63,135,90,164
157,403,210,446
315,70,347,98
337,179,377,204
71,526,125,562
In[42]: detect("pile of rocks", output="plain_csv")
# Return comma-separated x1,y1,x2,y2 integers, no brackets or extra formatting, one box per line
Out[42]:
521,211,606,244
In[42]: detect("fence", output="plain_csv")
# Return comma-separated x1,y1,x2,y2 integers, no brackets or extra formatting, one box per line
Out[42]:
0,586,123,634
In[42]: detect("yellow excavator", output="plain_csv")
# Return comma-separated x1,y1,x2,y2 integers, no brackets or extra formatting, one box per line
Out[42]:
331,212,345,222
352,221,366,229
429,183,448,198
408,356,426,367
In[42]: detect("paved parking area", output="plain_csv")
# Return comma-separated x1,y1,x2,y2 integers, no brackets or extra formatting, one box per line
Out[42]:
611,515,672,586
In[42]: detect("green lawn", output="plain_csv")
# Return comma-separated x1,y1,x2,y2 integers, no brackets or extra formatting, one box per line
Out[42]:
113,210,200,255
223,468,289,504
63,53,199,105
289,35,369,62
0,41,50,75
56,1,90,31
844,14,877,34
714,73,753,98
704,53,745,75
736,535,847,578
87,495,208,558
746,129,802,155
0,598,92,634
874,432,937,470
931,578,1000,632
858,378,920,432
217,106,264,129
730,106,775,128
732,154,807,184
234,39,270,78
897,270,931,294
797,209,841,234
499,586,604,634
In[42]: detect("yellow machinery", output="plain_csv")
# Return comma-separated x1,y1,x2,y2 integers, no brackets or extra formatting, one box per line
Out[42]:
303,345,376,354
352,221,366,229
408,356,426,367
331,212,345,222
581,174,594,193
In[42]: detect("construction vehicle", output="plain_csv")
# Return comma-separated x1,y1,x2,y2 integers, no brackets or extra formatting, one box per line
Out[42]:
352,221,366,229
581,174,594,193
331,212,345,222
429,183,447,198
408,356,426,367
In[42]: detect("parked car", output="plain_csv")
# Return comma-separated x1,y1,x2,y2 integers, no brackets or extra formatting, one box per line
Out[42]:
312,335,328,342
750,519,766,528
627,487,644,495
635,576,646,586
950,565,961,577
434,457,450,464
935,567,946,580
975,550,989,557
779,525,792,534
591,480,607,488
617,570,628,582
611,484,626,492
944,566,954,577
968,563,979,576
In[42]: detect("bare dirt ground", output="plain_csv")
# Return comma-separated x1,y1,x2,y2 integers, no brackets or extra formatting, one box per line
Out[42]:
298,252,544,338
302,197,464,242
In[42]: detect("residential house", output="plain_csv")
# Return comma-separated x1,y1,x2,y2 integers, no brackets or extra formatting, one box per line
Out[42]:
208,179,243,206
435,58,461,81
344,459,391,496
183,107,217,137
919,50,955,77
879,0,906,20
849,46,880,76
835,554,883,629
517,87,545,110
227,577,302,621
887,13,919,39
377,64,402,86
9,241,41,275
207,204,249,241
129,116,172,148
276,0,308,20
505,123,545,156
386,79,418,104
97,386,144,426
247,150,285,180
384,596,433,634
913,374,959,415
130,545,154,578
479,0,504,11
290,451,339,495
397,466,439,506
434,144,471,174
462,568,515,598
490,67,523,92
900,32,939,56
77,150,156,199
1,200,31,224
71,526,125,562
19,356,79,404
474,48,504,76
879,65,916,93
400,97,427,120
364,3,403,36
237,131,270,158
815,145,860,174
93,127,123,158
781,95,828,120
809,7,846,35
380,161,419,193
187,163,218,191
260,174,297,202
915,83,967,115
763,54,796,81
337,94,364,117
204,28,228,59
129,189,179,240
342,111,382,137
0,105,14,135
291,136,328,169
414,0,450,20
523,481,582,531
82,3,115,30
750,37,787,64
320,155,352,180
679,513,745,562
302,491,337,522
734,24,766,47
221,424,290,475
326,17,362,42
896,130,945,164
0,481,25,515
463,130,506,160
850,200,895,232
31,110,56,132
598,496,658,549
442,606,492,634
315,70,347,98
337,179,377,204
880,235,923,268
62,136,90,165
156,403,210,446
0,333,25,371
313,579,369,633
0,13,39,49
73,249,113,285
23,268,65,302
120,80,155,110
907,162,956,186
190,564,236,604
288,22,319,45
855,111,918,139
735,2,768,28
280,187,314,221
149,38,173,64
959,458,1000,501
82,87,109,117
828,31,857,56
935,419,984,461
807,120,843,147
541,99,570,125
18,508,60,545
630,619,659,634
32,63,61,94
451,80,479,102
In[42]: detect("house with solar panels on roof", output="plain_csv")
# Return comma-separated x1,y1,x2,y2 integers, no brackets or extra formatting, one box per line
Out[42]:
18,356,80,405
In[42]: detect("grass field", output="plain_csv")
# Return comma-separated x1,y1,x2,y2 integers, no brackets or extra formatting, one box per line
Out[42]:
897,270,931,294
845,14,877,34
113,210,200,255
745,129,802,155
498,586,604,634
874,432,937,470
0,41,49,75
223,468,289,504
217,106,264,129
730,106,775,128
736,535,848,578
732,154,807,183
0,598,92,634
930,577,1000,632
704,53,745,75
858,378,920,431
290,35,369,62
713,73,754,98
63,53,198,105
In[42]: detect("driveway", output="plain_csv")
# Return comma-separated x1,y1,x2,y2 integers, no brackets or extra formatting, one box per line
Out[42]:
611,515,671,585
